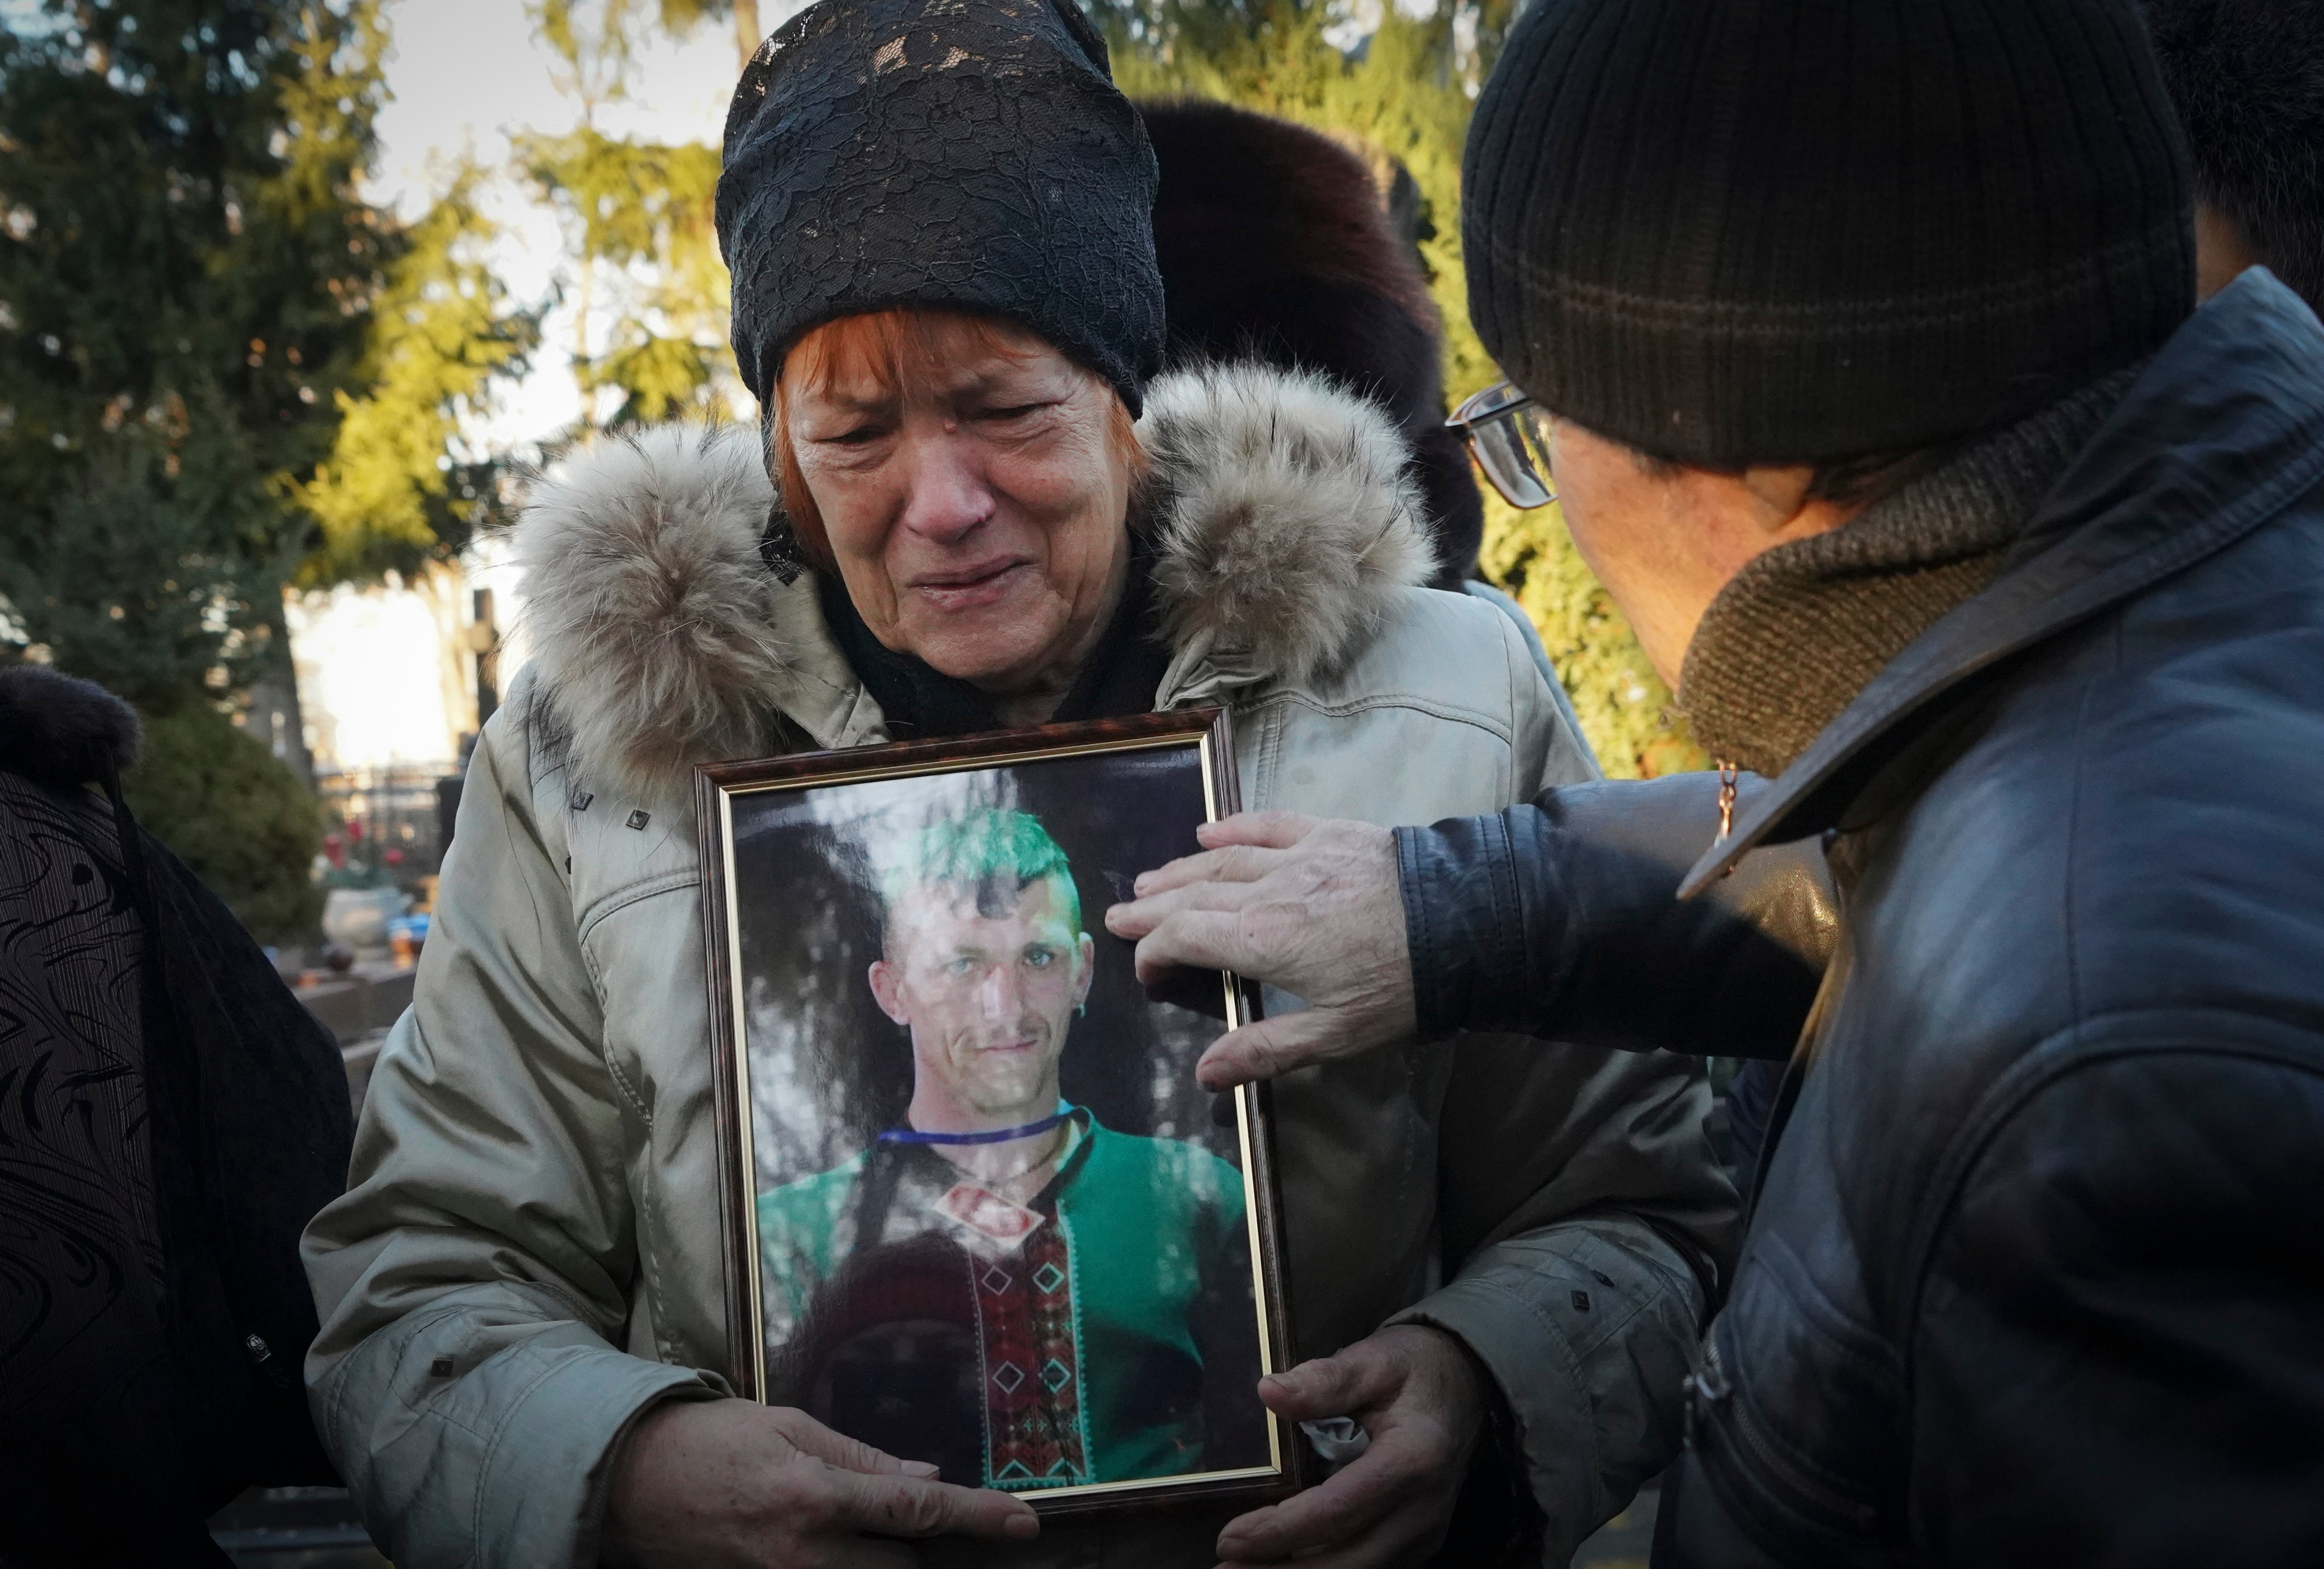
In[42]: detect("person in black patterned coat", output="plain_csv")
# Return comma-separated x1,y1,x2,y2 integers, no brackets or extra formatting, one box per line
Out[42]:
0,668,352,1566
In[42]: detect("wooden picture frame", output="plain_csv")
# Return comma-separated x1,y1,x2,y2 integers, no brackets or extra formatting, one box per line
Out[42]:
697,709,1303,1518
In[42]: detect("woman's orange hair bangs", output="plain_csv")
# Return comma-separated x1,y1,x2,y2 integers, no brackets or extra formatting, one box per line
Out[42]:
768,308,1145,572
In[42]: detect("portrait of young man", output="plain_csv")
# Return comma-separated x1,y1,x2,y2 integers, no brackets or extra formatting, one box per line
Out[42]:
756,808,1268,1494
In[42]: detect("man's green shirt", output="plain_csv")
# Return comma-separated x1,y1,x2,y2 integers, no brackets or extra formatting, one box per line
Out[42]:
756,1107,1263,1489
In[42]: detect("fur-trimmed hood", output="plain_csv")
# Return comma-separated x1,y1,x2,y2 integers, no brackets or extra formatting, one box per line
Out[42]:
515,361,1433,807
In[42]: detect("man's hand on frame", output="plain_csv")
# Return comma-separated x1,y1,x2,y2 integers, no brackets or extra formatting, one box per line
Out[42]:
1214,1325,1489,1569
601,1398,1037,1569
1105,811,1416,1089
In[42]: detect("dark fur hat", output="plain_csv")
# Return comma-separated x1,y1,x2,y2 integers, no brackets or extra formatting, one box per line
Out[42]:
0,666,142,786
2144,0,2324,311
1142,99,1484,587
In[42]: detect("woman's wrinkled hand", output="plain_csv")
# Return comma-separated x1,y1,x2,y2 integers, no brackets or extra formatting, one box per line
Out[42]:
1104,811,1415,1089
601,1398,1037,1569
1214,1326,1489,1569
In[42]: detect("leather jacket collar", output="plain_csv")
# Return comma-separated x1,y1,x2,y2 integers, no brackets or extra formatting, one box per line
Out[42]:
1684,270,2324,896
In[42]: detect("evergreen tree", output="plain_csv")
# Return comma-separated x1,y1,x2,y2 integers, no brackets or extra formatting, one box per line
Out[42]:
2,0,369,707
1099,0,1702,776
0,0,537,936
0,0,537,701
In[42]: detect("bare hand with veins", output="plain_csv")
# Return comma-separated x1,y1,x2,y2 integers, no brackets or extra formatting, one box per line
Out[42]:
602,1398,1037,1569
1103,811,1417,1089
1214,1326,1490,1569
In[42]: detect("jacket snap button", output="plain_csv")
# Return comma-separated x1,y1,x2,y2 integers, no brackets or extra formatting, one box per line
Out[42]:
243,1333,272,1364
626,809,650,830
431,1356,455,1377
1572,1290,1591,1312
572,791,594,811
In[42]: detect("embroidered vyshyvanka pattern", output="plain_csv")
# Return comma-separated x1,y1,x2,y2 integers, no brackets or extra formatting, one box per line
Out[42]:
951,1188,1090,1488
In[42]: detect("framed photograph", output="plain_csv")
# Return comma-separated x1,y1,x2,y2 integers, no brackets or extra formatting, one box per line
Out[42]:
697,709,1301,1517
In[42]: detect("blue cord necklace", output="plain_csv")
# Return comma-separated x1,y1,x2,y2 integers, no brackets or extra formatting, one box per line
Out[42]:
878,1111,1068,1147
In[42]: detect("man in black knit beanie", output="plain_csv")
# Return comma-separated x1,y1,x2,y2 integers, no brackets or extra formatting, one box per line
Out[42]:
1111,0,2324,1563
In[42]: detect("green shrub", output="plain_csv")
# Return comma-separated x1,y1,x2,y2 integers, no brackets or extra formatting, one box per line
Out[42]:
124,703,324,944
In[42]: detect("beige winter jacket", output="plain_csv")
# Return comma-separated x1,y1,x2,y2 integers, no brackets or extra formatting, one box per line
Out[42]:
301,364,1736,1569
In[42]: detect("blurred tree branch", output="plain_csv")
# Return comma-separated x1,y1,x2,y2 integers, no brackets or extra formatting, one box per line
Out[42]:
654,0,763,69
294,165,541,583
524,0,737,430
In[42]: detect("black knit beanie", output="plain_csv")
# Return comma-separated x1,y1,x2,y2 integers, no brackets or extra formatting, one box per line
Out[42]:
1463,0,2196,465
718,0,1164,414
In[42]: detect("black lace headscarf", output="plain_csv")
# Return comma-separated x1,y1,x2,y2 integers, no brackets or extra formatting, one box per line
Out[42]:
717,0,1166,415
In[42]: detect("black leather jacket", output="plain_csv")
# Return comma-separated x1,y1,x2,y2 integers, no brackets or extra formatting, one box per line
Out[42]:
1397,271,2324,1567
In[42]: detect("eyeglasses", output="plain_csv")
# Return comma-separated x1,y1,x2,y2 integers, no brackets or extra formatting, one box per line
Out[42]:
1447,382,1557,509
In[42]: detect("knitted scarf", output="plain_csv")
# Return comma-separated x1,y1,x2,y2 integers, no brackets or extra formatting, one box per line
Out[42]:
1679,368,2139,778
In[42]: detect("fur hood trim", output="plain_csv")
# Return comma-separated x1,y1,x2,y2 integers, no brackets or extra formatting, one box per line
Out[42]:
0,667,142,786
515,361,1431,806
514,427,795,802
1137,363,1435,705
